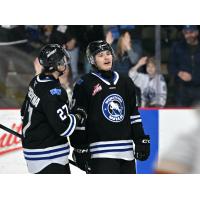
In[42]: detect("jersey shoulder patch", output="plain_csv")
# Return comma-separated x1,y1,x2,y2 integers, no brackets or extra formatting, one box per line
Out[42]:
50,88,62,95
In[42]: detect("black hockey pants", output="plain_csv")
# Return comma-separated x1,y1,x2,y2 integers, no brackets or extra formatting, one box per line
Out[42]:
36,163,71,174
90,158,136,174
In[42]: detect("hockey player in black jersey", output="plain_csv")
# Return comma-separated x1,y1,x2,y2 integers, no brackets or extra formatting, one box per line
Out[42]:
70,40,150,174
21,44,86,174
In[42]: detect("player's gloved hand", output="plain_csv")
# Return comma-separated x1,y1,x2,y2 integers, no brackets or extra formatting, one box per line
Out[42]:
72,149,91,173
134,135,150,161
74,108,87,126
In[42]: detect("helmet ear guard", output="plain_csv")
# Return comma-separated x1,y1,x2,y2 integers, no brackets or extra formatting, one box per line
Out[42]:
63,48,71,66
89,56,95,65
86,48,95,65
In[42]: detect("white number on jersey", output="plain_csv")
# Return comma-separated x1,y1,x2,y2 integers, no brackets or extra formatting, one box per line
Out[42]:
57,104,69,121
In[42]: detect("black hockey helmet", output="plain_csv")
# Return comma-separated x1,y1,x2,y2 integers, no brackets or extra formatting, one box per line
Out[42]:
38,44,71,72
86,40,115,65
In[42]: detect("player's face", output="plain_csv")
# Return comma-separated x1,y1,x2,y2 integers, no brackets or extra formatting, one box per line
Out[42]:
146,62,156,76
95,50,113,71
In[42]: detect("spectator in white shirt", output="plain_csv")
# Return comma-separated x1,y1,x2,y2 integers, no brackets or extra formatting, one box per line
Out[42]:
129,57,167,107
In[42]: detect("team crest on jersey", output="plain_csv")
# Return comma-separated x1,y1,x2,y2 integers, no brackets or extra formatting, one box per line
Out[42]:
92,83,102,96
102,94,125,123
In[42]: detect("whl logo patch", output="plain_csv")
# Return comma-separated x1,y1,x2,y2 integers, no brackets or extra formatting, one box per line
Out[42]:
92,83,102,96
102,94,125,123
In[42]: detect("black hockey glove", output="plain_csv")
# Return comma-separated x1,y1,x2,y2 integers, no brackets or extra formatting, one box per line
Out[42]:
74,108,87,126
134,135,150,161
72,149,91,173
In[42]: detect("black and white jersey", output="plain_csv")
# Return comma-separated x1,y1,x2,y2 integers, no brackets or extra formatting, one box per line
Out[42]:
70,71,145,161
21,73,77,173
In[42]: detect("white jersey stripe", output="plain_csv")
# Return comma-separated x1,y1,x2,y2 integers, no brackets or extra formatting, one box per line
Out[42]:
89,140,134,161
90,140,133,147
23,143,69,152
131,119,142,124
60,114,76,137
130,115,141,119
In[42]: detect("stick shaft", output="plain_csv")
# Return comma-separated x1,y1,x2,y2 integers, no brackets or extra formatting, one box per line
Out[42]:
0,124,22,139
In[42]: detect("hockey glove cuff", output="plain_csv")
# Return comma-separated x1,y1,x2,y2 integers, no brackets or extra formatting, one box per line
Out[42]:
72,149,91,173
134,135,150,161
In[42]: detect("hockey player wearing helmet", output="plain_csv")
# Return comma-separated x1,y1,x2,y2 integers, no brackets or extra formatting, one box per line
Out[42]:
70,40,150,174
21,44,86,174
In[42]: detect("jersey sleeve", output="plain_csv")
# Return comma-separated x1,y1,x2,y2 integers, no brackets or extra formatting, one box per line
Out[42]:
126,77,146,140
21,94,28,120
41,86,77,137
69,78,89,149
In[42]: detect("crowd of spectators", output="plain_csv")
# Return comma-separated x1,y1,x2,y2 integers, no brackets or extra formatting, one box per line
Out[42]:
0,25,199,108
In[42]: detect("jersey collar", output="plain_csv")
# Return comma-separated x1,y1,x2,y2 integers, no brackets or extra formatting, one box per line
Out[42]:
91,71,119,85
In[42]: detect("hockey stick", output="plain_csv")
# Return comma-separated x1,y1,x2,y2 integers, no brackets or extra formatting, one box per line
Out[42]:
0,123,78,168
0,123,22,139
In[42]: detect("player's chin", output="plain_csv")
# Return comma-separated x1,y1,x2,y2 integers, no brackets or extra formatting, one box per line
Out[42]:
103,64,112,71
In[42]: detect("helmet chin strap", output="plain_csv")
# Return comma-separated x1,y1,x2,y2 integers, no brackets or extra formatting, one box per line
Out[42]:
58,71,65,77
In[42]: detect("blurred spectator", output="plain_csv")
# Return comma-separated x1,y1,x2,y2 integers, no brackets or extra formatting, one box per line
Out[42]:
25,25,54,47
50,25,79,80
25,26,41,43
105,30,115,46
105,26,120,46
129,57,167,107
104,25,137,43
41,25,54,43
64,35,79,81
58,65,73,103
113,30,142,75
169,25,200,107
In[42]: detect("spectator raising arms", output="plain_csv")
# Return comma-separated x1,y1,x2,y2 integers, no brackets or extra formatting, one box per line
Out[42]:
129,57,167,107
112,30,142,75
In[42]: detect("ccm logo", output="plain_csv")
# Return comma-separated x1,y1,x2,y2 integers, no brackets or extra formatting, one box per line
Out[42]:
142,139,150,144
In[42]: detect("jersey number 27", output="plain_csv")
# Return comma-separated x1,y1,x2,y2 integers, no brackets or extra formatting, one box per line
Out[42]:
57,104,69,121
